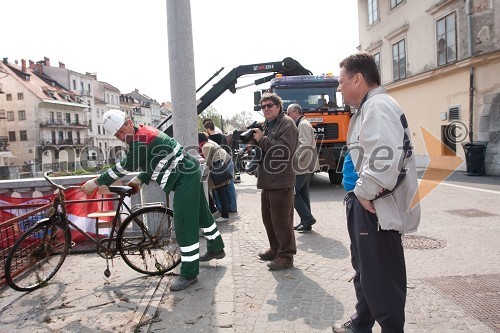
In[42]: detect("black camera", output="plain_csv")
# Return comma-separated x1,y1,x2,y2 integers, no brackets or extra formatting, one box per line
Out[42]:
239,121,264,143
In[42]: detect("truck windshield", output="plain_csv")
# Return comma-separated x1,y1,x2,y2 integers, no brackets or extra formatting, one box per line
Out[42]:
274,88,338,112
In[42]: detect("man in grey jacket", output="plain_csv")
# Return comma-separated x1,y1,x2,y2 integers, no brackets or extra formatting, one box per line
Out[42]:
333,52,421,333
286,103,320,231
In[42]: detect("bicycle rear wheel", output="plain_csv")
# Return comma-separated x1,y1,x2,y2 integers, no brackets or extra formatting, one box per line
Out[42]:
117,206,180,275
4,219,71,292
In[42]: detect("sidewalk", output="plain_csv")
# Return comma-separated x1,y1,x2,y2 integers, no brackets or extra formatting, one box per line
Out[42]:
0,171,499,332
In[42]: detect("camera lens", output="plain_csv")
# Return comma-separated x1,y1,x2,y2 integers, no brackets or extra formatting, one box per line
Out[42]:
239,129,254,143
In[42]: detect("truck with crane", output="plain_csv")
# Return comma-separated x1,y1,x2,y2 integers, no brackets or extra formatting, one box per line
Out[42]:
159,57,350,184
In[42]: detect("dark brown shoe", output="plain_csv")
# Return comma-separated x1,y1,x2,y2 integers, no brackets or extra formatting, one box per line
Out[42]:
258,249,276,261
267,256,293,270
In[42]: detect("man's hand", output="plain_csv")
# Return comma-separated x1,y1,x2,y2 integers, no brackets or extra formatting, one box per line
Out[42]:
127,176,143,195
81,178,98,195
253,128,263,142
357,195,376,214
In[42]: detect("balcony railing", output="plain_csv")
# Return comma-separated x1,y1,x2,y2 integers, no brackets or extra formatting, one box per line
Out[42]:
39,120,89,128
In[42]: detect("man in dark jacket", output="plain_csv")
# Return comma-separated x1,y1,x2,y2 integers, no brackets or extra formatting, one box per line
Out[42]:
252,93,298,270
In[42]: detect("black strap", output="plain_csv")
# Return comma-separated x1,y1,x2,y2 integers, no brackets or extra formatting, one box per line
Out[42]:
374,114,413,200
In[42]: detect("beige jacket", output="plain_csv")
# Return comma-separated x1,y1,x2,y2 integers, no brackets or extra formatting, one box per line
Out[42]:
293,117,320,175
202,139,232,190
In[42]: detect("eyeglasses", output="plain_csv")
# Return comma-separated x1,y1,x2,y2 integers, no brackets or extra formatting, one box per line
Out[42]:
260,103,275,110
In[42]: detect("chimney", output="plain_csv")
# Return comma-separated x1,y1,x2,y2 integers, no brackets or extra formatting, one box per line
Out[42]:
59,62,65,69
44,56,50,66
29,60,35,69
2,58,7,64
21,59,26,72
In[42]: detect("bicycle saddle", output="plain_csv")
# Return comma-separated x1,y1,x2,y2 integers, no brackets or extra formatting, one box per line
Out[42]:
108,186,132,195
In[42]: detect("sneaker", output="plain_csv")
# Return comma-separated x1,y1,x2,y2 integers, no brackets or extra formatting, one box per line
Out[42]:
332,320,356,333
267,256,293,270
258,248,277,261
215,217,229,223
170,276,198,291
296,222,312,232
199,249,226,262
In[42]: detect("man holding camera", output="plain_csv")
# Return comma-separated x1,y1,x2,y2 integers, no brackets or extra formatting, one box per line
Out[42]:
251,93,298,270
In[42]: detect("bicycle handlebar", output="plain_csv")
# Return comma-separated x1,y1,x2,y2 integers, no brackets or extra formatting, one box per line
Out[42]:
43,171,82,192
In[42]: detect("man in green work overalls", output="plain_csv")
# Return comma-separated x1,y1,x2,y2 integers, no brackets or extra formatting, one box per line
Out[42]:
81,109,225,291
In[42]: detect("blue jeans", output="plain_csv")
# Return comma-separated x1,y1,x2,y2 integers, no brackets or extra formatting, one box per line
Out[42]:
214,161,237,212
294,173,314,223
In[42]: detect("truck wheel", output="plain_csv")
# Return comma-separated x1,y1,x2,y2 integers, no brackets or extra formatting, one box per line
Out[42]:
328,169,343,185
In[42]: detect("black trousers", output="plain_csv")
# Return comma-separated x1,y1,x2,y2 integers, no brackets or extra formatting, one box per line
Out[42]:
345,192,406,333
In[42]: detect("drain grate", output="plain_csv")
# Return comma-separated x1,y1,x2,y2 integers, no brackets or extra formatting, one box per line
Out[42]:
446,208,497,218
423,274,500,332
402,235,446,249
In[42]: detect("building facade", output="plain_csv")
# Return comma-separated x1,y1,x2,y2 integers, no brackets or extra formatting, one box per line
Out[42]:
0,56,166,179
0,58,89,176
357,0,500,175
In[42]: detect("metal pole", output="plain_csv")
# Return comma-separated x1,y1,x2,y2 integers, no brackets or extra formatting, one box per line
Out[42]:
166,0,198,153
469,67,474,143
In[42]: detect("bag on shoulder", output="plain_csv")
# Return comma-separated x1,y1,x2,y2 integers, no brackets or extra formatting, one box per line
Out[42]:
210,159,232,186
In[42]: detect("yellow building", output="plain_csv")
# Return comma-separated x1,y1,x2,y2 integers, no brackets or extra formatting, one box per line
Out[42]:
356,0,500,175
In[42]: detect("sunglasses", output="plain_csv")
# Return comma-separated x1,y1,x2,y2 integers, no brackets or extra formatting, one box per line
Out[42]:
260,102,275,110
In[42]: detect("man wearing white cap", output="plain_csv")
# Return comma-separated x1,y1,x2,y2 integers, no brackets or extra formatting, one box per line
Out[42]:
81,109,226,291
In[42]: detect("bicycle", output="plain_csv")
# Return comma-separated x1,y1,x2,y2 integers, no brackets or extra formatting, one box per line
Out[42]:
4,172,181,292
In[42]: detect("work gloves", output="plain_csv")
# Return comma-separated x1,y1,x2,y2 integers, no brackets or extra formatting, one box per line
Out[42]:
127,176,143,195
81,178,98,194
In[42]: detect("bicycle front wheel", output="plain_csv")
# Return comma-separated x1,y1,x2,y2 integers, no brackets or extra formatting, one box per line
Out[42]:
5,219,71,292
117,206,180,275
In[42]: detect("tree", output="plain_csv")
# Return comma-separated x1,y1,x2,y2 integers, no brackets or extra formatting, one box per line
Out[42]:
227,110,255,131
198,106,222,131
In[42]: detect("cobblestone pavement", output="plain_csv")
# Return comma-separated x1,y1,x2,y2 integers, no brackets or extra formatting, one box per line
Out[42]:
1,171,499,332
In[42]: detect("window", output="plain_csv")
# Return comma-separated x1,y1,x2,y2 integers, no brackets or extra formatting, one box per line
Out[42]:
66,113,71,124
20,130,27,141
392,39,406,80
373,52,381,75
17,92,23,100
57,112,62,123
8,131,16,141
51,131,56,144
49,111,55,123
72,79,76,90
80,82,84,92
58,131,64,143
87,83,91,94
98,125,101,135
6,94,12,101
76,131,81,144
390,0,403,9
368,0,379,26
7,111,14,121
75,114,79,124
437,13,457,66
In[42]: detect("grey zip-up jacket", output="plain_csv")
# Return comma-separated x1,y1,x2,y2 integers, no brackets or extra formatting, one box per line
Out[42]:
348,86,421,233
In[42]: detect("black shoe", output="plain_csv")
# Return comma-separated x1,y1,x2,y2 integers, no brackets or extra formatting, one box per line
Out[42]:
199,249,226,262
332,320,356,333
170,276,198,291
296,223,312,231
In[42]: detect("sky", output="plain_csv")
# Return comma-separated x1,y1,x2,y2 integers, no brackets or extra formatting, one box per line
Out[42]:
1,0,359,121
